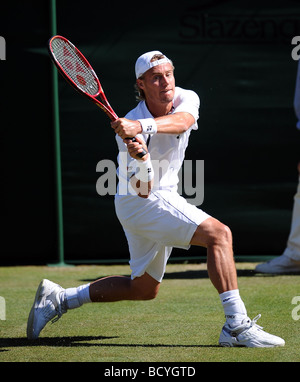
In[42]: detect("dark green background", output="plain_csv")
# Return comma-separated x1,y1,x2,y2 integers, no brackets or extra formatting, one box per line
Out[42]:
1,0,300,264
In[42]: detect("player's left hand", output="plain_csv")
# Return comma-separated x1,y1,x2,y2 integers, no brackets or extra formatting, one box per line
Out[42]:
124,136,149,161
111,118,142,139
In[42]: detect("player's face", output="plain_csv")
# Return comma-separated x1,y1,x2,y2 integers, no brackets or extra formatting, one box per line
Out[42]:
137,63,175,105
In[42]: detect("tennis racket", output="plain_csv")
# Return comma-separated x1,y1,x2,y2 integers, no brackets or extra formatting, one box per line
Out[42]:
48,35,146,157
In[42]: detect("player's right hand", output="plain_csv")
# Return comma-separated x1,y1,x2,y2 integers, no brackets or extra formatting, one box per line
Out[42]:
112,118,142,139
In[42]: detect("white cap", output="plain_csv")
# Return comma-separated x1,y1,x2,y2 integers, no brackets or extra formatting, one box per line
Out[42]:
135,50,172,79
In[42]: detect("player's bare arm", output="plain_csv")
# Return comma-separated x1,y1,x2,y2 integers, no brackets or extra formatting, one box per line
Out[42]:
112,112,195,139
152,112,195,134
125,136,154,198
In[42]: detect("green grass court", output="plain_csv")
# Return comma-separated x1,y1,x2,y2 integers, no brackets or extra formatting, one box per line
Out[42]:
0,262,299,362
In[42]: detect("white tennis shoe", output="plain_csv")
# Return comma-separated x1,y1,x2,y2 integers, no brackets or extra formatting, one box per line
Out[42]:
27,279,67,340
219,314,285,347
255,254,300,274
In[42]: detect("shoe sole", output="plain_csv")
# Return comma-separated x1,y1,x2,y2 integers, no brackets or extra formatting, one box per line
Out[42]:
27,279,46,340
219,339,285,348
219,332,285,348
219,343,246,347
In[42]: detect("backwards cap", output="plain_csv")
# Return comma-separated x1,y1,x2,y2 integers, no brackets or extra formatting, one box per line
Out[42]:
135,50,172,79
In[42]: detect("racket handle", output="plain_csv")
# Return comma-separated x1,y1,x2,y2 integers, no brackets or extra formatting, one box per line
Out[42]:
129,137,147,159
137,148,147,159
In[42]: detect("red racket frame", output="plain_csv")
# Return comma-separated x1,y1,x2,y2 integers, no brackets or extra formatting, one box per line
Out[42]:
48,35,118,121
48,35,146,158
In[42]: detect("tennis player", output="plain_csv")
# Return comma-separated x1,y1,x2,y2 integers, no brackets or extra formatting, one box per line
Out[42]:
27,51,284,347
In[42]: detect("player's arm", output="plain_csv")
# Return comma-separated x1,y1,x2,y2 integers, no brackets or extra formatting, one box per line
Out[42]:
152,112,195,134
125,136,154,199
111,112,195,139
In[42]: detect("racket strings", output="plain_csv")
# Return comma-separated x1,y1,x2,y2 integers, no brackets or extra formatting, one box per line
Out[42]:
52,38,99,96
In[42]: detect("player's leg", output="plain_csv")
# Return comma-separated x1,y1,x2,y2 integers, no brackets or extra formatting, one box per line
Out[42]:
27,227,167,339
189,217,238,294
27,272,160,339
89,272,160,302
190,217,247,325
190,217,284,347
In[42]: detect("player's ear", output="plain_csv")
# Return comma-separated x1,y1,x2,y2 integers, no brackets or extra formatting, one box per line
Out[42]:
136,78,144,89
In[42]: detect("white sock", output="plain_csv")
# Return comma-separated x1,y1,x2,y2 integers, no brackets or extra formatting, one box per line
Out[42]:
219,289,247,326
64,283,91,310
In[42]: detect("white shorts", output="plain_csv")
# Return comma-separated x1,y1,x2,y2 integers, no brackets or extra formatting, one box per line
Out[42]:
114,189,210,282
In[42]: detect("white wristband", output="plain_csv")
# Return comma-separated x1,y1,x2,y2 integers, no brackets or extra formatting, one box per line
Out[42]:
135,155,154,182
138,118,157,134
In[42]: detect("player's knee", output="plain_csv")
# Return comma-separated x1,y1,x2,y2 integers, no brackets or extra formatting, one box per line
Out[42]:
131,276,160,300
139,285,160,300
207,220,232,248
143,288,159,300
219,224,232,245
191,217,233,248
215,224,232,247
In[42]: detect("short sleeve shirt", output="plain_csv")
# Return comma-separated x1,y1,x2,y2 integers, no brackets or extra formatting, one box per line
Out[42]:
115,86,200,193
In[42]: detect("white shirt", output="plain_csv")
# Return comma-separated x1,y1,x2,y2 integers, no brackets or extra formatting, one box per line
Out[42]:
115,86,200,195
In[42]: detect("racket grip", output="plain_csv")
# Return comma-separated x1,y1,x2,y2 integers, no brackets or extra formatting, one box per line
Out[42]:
129,137,147,159
137,149,147,159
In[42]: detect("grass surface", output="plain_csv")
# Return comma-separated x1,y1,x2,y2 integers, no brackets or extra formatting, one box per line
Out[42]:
0,263,299,362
